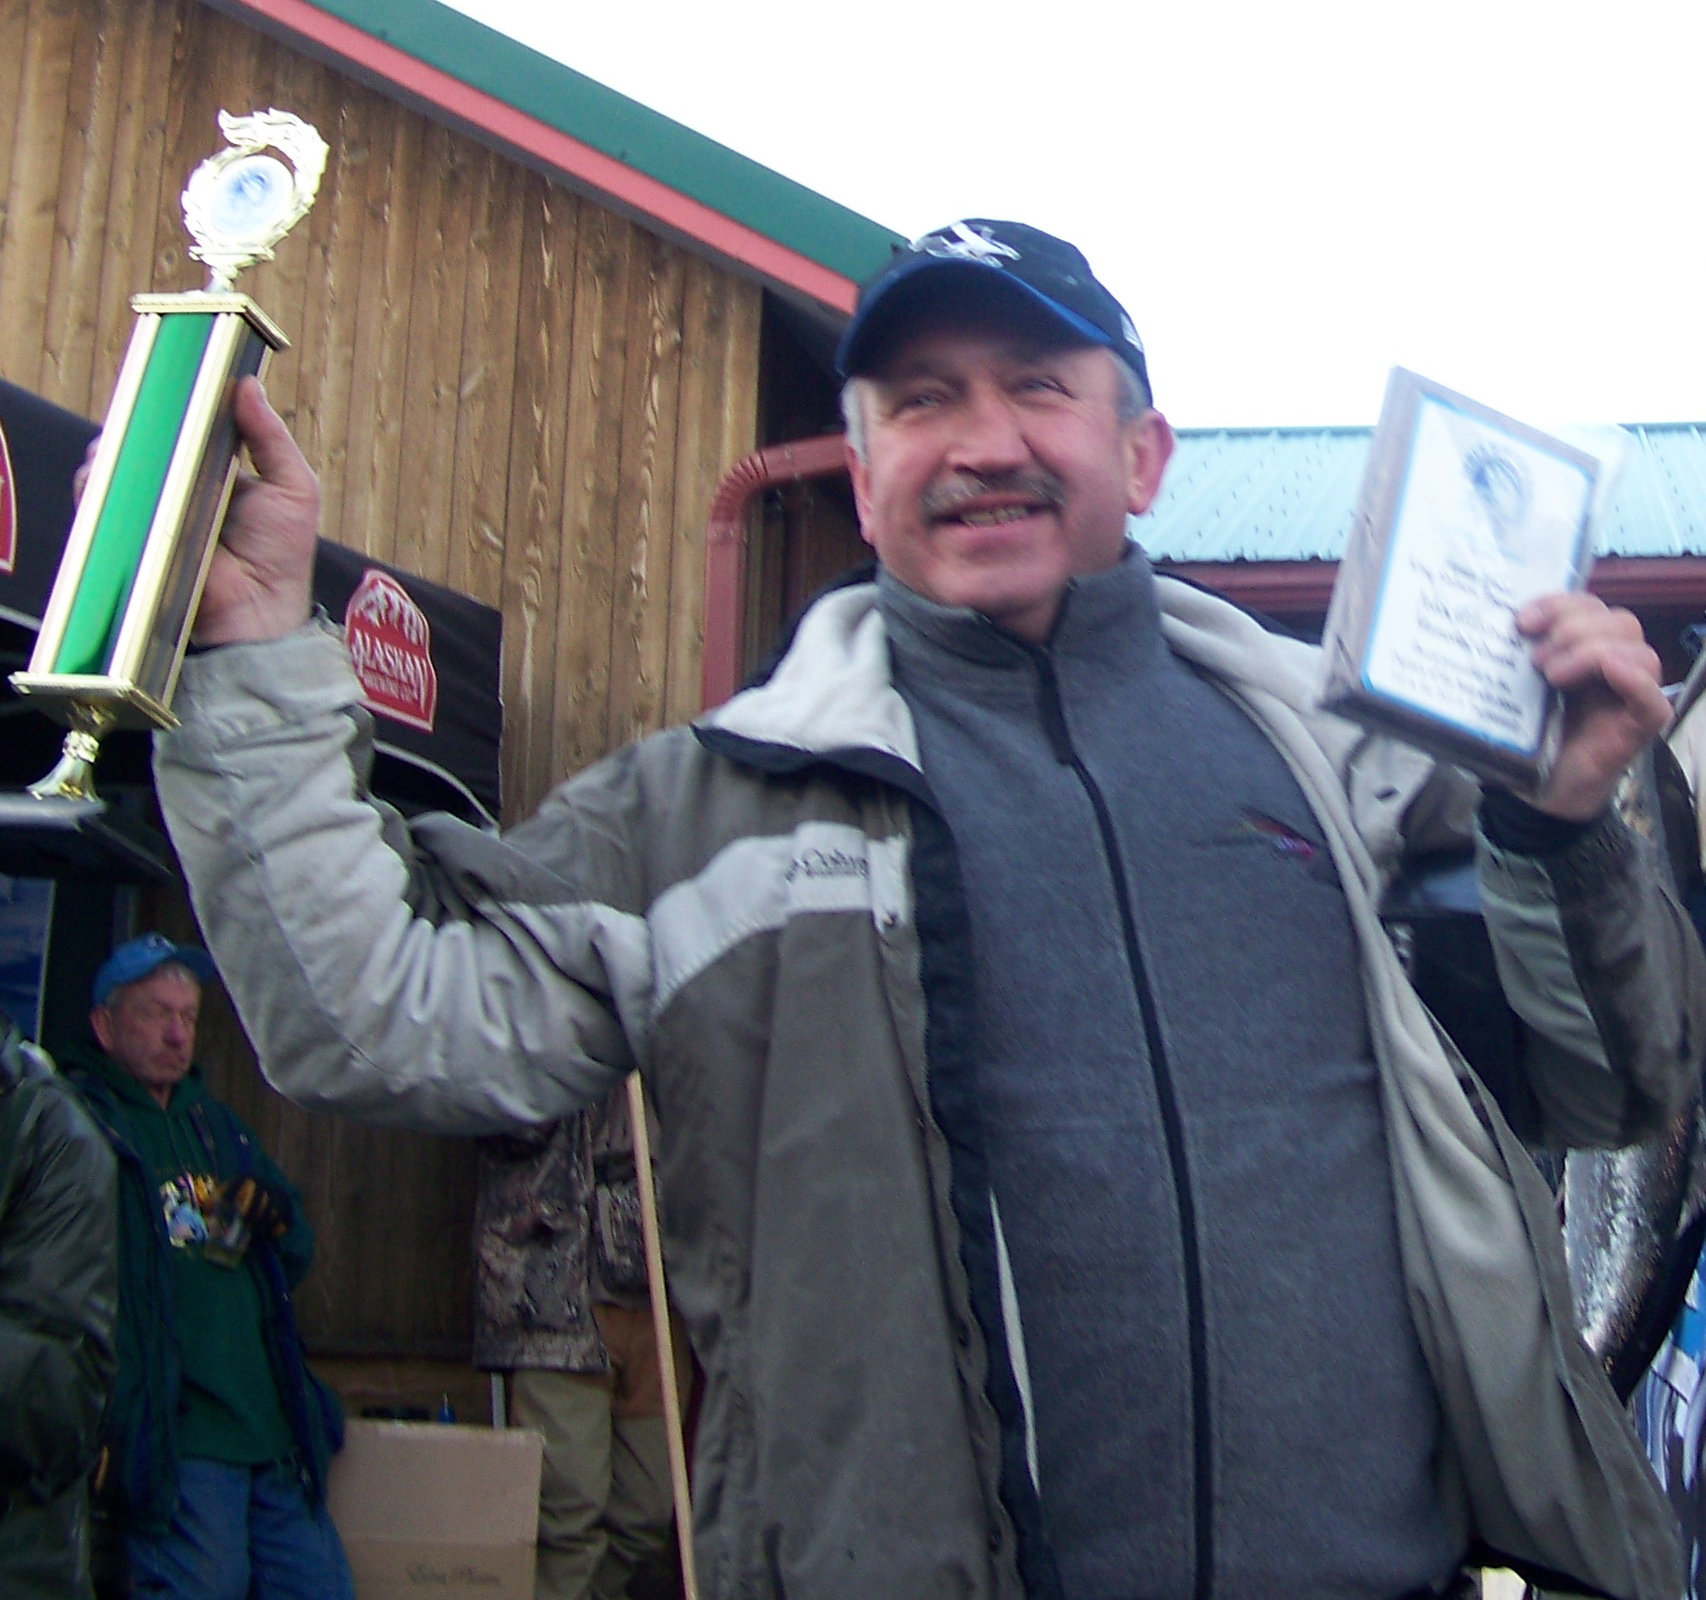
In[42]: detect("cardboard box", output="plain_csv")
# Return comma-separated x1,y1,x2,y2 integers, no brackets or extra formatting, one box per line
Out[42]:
328,1420,543,1600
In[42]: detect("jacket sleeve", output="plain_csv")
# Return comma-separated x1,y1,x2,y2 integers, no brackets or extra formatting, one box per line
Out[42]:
234,1111,315,1289
0,1081,118,1504
153,623,643,1136
1475,797,1706,1148
1289,627,1701,1151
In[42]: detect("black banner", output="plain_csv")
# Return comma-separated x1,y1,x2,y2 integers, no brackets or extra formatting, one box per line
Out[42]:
0,381,503,823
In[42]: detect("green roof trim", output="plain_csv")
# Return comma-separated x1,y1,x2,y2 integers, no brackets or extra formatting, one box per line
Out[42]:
301,0,904,286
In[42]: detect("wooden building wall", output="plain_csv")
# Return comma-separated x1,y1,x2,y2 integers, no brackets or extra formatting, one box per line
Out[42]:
0,0,763,1373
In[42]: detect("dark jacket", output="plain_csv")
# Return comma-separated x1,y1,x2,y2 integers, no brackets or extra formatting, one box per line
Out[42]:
63,1044,340,1535
0,1024,117,1599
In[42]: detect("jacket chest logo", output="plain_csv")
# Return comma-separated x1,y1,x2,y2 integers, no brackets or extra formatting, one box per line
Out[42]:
648,824,910,1016
785,843,870,898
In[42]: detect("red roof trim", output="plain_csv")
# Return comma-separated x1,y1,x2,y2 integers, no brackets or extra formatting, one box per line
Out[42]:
226,0,859,313
1159,556,1706,617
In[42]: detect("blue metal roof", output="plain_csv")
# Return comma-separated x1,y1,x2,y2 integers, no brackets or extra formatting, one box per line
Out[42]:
1139,422,1706,564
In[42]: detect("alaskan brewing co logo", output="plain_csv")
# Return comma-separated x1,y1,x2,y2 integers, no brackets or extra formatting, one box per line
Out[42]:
0,418,15,577
343,569,438,732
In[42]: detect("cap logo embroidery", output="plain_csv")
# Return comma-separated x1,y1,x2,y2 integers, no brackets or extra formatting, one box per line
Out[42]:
914,222,1020,266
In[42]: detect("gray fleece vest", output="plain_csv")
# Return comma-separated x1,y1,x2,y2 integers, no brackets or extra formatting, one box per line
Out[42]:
881,555,1459,1600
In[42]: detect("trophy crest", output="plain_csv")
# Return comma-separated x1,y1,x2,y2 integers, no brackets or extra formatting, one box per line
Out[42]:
9,111,324,809
183,111,328,290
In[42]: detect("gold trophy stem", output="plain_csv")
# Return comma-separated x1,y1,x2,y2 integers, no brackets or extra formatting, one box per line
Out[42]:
28,705,119,801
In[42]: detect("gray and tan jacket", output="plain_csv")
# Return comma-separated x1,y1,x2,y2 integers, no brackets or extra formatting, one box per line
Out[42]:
155,570,1704,1600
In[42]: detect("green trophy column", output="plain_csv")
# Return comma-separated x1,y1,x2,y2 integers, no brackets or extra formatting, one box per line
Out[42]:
52,314,215,677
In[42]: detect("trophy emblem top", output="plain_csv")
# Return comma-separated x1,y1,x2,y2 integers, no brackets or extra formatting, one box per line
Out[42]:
182,109,328,290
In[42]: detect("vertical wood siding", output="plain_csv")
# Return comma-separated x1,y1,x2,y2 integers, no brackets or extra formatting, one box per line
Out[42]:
4,0,762,1357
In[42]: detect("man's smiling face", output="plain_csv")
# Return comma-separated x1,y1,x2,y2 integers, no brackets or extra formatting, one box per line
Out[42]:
848,307,1172,643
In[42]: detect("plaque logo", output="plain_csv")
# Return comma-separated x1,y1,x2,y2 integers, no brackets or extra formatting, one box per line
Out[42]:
1464,443,1533,556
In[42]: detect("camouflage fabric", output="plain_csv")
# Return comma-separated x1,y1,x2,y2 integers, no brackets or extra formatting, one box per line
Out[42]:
472,1084,652,1373
589,1088,650,1303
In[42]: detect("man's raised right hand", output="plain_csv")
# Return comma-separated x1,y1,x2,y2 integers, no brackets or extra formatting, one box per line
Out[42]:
189,376,320,646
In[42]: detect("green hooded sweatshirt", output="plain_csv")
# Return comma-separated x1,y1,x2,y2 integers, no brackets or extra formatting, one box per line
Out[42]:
63,1043,332,1531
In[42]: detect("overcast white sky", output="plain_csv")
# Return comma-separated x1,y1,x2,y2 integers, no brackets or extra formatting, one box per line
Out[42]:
440,0,1705,431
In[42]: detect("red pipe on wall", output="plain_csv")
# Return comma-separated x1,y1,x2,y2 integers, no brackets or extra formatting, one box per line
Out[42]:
699,433,849,710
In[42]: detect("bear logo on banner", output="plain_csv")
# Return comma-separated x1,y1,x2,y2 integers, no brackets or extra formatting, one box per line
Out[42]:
343,568,438,732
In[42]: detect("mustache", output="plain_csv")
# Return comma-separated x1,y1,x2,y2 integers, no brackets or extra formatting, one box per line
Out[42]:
920,470,1065,521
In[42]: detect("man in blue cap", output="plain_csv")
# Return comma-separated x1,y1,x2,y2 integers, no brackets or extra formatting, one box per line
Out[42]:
143,220,1704,1599
63,935,350,1600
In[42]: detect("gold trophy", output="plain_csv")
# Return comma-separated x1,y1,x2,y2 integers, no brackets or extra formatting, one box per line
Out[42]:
10,110,326,807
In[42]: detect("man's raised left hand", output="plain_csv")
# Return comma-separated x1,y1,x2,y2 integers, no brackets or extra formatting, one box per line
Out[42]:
1519,591,1671,821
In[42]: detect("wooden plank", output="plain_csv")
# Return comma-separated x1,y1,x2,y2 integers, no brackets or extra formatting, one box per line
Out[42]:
312,1356,491,1422
744,493,787,680
148,0,267,299
662,259,719,725
340,109,424,565
367,1123,411,1350
39,0,127,407
88,0,182,407
0,0,34,259
0,0,79,392
143,0,201,293
606,231,686,747
391,117,470,586
550,203,634,782
388,1131,475,1351
445,143,524,614
496,174,580,818
335,1118,393,1348
310,1117,368,1350
244,30,339,430
666,264,762,723
288,85,383,547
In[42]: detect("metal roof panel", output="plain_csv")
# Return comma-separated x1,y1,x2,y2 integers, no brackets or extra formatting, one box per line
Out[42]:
1140,422,1706,564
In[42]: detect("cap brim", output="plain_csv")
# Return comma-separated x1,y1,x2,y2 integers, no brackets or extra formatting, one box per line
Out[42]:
835,257,1118,378
172,946,217,984
93,943,217,1005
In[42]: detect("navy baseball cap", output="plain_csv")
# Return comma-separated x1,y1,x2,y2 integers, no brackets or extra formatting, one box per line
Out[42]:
835,219,1151,403
92,934,216,1007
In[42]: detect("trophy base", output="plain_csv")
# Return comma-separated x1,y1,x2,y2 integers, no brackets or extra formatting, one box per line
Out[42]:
0,793,173,882
9,675,176,734
12,701,132,806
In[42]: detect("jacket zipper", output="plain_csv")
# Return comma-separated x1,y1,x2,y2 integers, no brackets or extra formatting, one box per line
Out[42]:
1034,649,1214,1600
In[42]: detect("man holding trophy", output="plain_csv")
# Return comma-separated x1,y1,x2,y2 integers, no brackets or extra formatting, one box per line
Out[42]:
44,188,1706,1598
